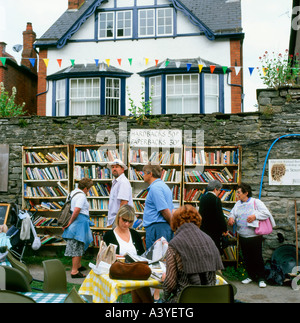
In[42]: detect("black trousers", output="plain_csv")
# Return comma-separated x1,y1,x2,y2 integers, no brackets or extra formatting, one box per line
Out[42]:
239,235,265,282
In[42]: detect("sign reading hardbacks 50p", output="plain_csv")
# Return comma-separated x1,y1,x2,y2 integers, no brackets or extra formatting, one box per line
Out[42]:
269,159,300,185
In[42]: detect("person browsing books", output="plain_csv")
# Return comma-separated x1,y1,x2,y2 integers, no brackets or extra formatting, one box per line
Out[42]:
142,163,174,250
107,159,133,227
161,204,224,303
62,177,94,279
103,205,153,303
228,183,275,288
199,180,228,253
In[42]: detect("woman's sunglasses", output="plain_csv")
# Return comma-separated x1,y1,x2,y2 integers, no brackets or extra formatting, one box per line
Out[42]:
121,218,134,224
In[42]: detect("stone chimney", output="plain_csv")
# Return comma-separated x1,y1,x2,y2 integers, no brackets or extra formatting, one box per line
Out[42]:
68,0,85,10
21,22,37,73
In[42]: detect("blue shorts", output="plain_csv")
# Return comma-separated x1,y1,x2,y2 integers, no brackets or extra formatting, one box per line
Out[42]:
145,222,173,250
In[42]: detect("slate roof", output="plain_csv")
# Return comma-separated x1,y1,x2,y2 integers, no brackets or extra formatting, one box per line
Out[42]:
35,0,242,48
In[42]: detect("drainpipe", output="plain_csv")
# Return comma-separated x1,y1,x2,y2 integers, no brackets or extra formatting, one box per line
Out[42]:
227,72,244,113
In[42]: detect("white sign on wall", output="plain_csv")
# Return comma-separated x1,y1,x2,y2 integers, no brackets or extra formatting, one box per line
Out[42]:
130,129,182,148
269,159,300,185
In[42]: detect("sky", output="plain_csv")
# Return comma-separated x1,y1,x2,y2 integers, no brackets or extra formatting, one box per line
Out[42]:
0,0,293,112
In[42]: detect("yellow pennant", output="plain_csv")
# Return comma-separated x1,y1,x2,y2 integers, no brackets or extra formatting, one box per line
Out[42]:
43,59,49,67
105,59,110,67
263,67,268,76
198,64,203,73
145,58,149,65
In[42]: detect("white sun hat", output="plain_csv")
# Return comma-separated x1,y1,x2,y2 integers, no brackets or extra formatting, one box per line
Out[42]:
108,159,127,170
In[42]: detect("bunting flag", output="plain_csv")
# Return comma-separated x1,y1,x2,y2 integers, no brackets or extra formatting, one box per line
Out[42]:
145,58,149,65
117,58,122,66
198,64,203,73
222,66,228,74
155,59,159,66
165,60,170,67
29,58,36,67
249,67,254,76
263,67,268,76
94,59,99,67
210,65,216,74
186,63,192,72
70,59,75,67
57,59,62,67
43,59,49,67
0,57,7,66
234,66,241,75
128,58,133,65
105,59,110,67
175,61,181,68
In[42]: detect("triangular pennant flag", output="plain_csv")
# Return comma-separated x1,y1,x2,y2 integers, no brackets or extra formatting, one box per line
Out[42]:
234,66,241,75
210,65,216,73
94,59,99,67
29,58,36,67
0,57,7,66
198,64,203,73
145,58,149,65
128,58,133,66
43,59,49,67
248,67,254,76
117,58,122,66
175,61,181,68
186,63,192,72
222,66,228,74
165,60,170,67
105,59,110,67
155,59,159,66
70,59,75,67
57,59,62,67
263,67,268,76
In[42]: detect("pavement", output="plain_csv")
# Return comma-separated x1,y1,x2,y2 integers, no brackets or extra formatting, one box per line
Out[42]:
28,264,300,303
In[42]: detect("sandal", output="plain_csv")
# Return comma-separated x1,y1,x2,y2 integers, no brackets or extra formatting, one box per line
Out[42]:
78,266,87,272
71,271,86,279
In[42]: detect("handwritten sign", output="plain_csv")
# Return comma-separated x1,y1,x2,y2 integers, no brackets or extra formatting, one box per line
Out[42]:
0,204,10,225
269,159,300,185
130,129,182,148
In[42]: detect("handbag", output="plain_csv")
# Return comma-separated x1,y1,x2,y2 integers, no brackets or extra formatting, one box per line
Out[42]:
96,241,116,266
57,192,84,227
109,260,152,280
253,199,273,235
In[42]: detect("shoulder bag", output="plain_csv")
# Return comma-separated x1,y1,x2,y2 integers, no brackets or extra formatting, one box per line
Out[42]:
254,199,273,235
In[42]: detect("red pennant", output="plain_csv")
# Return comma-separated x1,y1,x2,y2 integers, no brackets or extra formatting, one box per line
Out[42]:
210,65,216,73
155,59,159,66
117,58,122,66
57,59,62,67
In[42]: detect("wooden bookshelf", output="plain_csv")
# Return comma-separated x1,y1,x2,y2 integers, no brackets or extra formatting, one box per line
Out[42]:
73,143,125,237
22,145,71,246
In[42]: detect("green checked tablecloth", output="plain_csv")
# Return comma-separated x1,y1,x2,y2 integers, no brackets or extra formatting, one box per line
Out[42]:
22,292,88,303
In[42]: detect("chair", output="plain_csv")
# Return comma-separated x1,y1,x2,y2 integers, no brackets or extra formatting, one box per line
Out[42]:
1,266,32,292
178,284,234,303
64,287,86,303
43,259,67,293
0,290,36,303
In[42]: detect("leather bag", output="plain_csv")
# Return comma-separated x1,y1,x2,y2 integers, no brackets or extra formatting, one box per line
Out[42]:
109,261,151,280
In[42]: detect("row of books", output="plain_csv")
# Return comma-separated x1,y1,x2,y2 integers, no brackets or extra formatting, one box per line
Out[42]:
132,218,144,230
87,183,111,197
134,200,145,213
184,167,237,183
171,185,181,201
184,149,238,165
24,183,68,198
129,150,181,165
75,148,123,163
222,245,237,261
38,234,63,245
33,216,58,227
25,151,68,164
161,169,181,182
39,201,64,210
74,165,111,180
129,149,149,164
24,166,67,181
129,167,144,181
219,189,237,202
135,188,148,199
183,188,205,202
90,216,108,228
88,199,109,211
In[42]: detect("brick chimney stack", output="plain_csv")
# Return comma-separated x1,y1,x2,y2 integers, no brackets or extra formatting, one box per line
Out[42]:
68,0,85,10
21,22,37,74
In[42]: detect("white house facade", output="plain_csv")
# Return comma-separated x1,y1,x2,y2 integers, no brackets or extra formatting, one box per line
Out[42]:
35,0,244,117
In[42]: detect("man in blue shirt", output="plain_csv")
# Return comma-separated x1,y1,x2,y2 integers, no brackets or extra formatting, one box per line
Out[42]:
143,164,174,249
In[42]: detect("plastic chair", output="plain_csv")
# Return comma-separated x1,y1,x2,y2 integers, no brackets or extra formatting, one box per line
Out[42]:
43,259,67,293
0,290,36,303
178,284,234,303
1,266,32,292
64,287,86,303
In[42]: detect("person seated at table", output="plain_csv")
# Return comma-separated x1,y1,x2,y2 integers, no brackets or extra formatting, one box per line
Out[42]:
103,205,153,303
161,204,224,303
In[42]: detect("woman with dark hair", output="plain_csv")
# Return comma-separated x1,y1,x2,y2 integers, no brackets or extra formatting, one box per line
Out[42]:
161,204,224,303
228,183,275,288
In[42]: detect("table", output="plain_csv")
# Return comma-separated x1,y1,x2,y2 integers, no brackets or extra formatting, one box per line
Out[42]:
21,292,88,303
79,270,161,303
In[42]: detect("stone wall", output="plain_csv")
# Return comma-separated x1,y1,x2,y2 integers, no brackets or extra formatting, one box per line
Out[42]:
2,87,300,258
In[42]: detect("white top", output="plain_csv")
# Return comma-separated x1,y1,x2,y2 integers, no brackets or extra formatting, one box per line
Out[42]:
107,173,133,226
70,188,89,216
113,229,137,256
